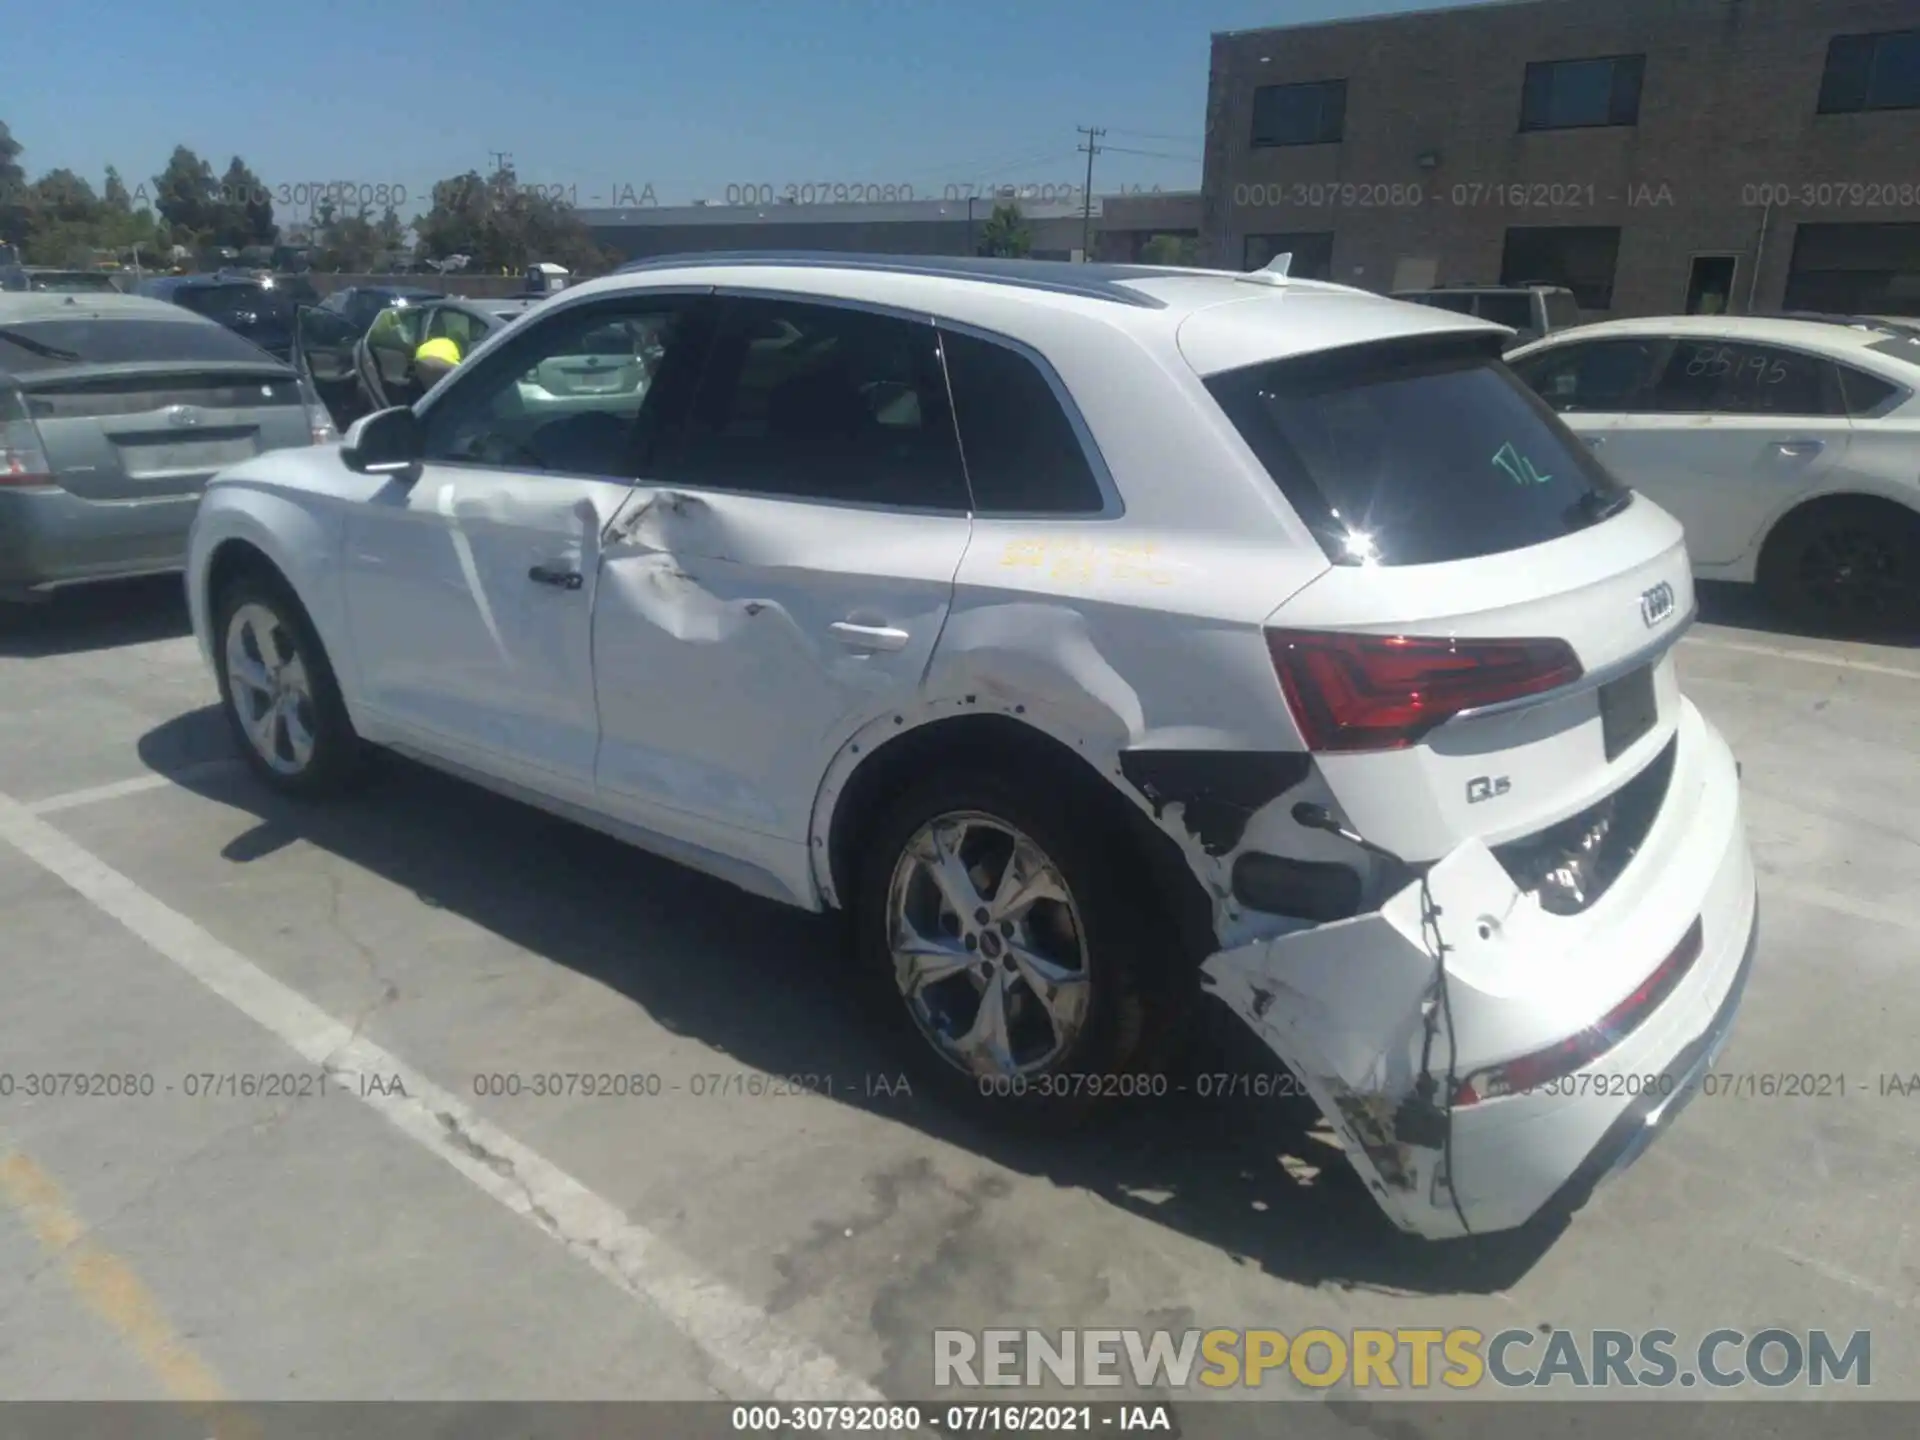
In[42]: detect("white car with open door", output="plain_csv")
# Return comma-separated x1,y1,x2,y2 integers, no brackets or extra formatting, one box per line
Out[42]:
1509,315,1920,631
185,255,1757,1240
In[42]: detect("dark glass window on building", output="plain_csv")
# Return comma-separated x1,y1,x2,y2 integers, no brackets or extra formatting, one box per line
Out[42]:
1784,223,1920,314
1243,232,1334,279
1819,30,1920,113
1520,55,1646,130
1501,227,1622,310
1250,80,1347,147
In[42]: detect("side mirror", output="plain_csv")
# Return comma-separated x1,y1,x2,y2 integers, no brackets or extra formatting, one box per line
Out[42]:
341,406,423,475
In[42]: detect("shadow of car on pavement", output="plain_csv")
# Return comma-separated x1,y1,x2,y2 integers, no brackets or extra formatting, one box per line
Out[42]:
0,576,195,658
138,704,1585,1301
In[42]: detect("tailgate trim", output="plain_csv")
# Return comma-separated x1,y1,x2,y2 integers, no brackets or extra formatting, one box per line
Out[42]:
1438,601,1696,731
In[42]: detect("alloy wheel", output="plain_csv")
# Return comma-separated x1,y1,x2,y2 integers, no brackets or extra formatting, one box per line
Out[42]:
225,602,318,776
885,811,1091,1079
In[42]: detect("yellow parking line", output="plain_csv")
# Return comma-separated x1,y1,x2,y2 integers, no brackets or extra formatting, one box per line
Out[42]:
0,1149,255,1432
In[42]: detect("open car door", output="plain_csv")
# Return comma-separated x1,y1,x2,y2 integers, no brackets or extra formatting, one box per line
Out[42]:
293,304,366,429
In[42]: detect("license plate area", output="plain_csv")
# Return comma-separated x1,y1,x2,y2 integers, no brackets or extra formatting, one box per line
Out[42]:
1599,663,1658,760
112,433,256,478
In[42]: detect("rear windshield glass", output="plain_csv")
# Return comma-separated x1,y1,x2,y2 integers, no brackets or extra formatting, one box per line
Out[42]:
1867,335,1920,368
29,271,122,293
174,284,295,330
0,319,291,373
1205,334,1630,567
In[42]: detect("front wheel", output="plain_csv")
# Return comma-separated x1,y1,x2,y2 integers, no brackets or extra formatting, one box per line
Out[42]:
214,574,363,796
853,770,1153,1127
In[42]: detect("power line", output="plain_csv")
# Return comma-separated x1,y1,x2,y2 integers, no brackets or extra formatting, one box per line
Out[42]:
1100,144,1201,162
1106,128,1202,143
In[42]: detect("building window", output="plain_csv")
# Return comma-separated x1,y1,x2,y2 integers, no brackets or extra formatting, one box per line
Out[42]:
1819,30,1920,113
1250,80,1347,147
1243,232,1334,279
1500,226,1621,309
1784,222,1920,313
1519,55,1646,131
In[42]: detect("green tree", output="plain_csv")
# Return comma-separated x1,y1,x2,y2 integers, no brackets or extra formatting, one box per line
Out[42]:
214,156,276,248
1140,232,1201,267
153,145,220,244
976,202,1032,258
412,163,612,275
0,120,30,250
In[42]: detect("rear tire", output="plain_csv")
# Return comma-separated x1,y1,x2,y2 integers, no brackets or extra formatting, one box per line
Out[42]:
213,572,364,798
851,767,1156,1130
1757,498,1920,635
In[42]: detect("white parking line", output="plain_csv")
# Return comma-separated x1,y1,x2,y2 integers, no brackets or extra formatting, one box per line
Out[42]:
0,786,879,1405
25,761,242,816
1683,634,1920,681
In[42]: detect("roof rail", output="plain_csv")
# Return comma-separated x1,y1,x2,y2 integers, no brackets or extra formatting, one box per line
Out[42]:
610,251,1171,308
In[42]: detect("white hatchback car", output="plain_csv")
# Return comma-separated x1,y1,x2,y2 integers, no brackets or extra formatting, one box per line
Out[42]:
1509,315,1920,630
185,254,1757,1240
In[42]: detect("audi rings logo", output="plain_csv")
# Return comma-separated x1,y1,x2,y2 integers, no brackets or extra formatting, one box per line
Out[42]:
1640,581,1676,628
164,405,202,429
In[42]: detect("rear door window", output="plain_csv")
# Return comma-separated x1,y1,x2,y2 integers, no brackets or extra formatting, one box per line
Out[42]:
1648,340,1842,416
669,297,969,510
1205,333,1629,567
1402,292,1477,315
1543,291,1584,330
1510,337,1666,413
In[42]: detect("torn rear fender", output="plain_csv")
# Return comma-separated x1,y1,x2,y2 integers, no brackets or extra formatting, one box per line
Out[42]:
1200,836,1552,1221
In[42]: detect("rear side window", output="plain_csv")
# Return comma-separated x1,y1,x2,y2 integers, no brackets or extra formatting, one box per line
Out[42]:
1648,341,1841,416
1543,291,1584,330
1511,337,1665,413
939,329,1105,514
0,319,288,372
1838,364,1904,414
1476,294,1537,331
1205,334,1628,567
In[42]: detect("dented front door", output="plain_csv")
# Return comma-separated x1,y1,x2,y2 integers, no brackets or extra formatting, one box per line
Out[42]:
342,464,636,796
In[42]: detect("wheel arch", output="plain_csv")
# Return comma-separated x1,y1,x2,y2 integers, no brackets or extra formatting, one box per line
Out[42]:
1755,488,1920,571
814,707,1218,968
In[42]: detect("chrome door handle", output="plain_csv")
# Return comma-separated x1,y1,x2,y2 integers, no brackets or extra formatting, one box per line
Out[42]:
829,620,910,652
1774,440,1824,458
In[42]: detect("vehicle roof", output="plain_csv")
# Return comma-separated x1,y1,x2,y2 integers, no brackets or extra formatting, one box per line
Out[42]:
0,292,206,324
583,251,1500,372
1391,283,1572,294
1513,313,1909,355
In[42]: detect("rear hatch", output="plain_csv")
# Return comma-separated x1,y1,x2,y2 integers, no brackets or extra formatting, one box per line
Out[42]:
1199,323,1694,898
1,315,309,502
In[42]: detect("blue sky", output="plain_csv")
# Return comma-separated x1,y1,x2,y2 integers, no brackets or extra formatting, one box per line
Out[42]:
8,0,1484,218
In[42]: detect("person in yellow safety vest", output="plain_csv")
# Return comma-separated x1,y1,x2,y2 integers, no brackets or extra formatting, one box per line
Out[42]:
412,335,463,390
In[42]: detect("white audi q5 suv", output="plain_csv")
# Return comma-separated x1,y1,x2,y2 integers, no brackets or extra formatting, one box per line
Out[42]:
186,252,1757,1240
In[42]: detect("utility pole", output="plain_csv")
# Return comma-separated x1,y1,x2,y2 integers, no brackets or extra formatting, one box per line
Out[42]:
488,150,513,175
1077,126,1104,262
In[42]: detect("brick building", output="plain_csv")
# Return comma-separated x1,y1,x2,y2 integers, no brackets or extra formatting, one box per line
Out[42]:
1202,0,1920,317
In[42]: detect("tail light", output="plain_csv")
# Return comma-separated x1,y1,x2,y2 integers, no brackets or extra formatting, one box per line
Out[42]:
1266,628,1583,753
0,388,56,488
1454,918,1704,1105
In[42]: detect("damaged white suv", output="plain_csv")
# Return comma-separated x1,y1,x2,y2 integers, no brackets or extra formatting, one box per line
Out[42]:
185,253,1758,1240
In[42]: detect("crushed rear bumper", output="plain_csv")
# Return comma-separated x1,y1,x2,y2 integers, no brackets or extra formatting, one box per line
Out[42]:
1201,698,1756,1239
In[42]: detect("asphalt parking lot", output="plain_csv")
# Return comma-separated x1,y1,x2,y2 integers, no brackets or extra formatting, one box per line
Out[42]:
0,577,1916,1424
